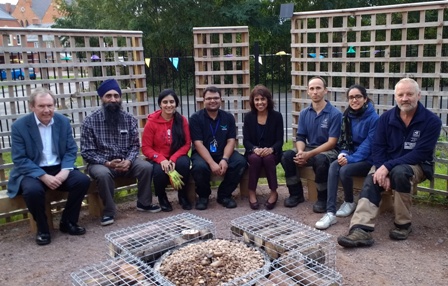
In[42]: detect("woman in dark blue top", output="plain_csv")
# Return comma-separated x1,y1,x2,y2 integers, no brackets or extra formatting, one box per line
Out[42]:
243,85,284,210
315,84,379,230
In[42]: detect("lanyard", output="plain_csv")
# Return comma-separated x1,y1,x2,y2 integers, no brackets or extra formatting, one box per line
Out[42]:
209,119,220,139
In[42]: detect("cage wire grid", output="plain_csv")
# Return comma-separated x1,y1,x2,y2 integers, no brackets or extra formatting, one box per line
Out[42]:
71,253,161,286
72,211,342,285
105,213,216,261
230,210,337,268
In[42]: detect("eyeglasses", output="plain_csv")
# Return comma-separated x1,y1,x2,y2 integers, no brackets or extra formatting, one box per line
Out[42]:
348,94,364,101
204,97,221,101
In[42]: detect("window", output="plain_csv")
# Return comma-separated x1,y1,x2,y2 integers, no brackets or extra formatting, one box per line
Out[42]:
7,35,13,46
16,35,21,45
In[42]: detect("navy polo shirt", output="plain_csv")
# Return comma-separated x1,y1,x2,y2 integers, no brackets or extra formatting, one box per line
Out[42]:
189,109,236,157
296,100,342,147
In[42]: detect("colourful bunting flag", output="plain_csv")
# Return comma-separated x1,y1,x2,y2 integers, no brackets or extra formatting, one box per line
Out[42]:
169,57,179,70
145,58,150,67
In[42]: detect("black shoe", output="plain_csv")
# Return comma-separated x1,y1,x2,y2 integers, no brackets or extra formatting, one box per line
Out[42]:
100,216,114,226
179,196,192,210
59,221,86,235
36,232,51,246
136,202,161,213
158,196,173,212
284,195,305,208
217,197,237,209
312,200,326,213
195,197,209,210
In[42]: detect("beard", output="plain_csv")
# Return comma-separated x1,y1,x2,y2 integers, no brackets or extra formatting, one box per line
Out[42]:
103,101,123,127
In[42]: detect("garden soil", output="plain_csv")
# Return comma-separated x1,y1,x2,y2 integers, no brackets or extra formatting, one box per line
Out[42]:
1,185,447,285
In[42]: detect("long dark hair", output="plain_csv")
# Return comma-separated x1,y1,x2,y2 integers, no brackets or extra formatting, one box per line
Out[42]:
158,89,186,155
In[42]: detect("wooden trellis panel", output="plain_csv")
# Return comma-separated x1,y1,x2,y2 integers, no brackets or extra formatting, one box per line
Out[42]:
290,1,448,196
193,26,251,145
0,27,147,191
291,1,448,133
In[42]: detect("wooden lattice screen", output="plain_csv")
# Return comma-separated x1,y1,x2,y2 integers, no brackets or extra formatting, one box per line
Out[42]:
290,1,448,195
193,26,251,144
0,27,147,190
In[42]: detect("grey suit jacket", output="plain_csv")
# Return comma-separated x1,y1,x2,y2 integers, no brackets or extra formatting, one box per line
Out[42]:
7,112,78,198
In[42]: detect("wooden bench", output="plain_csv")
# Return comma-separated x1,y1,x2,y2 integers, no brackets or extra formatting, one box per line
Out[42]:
299,166,397,213
0,177,136,233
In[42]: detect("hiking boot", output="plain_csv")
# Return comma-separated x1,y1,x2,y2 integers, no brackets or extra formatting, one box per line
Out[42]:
217,197,237,209
389,226,412,240
312,200,326,213
336,201,357,217
195,197,209,210
315,212,337,230
337,228,374,248
284,195,304,208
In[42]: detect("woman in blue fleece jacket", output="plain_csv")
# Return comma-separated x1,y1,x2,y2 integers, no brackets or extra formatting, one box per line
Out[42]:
315,84,379,230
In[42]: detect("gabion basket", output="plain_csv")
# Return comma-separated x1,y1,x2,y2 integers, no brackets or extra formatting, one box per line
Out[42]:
230,210,336,268
105,213,215,263
71,253,161,285
256,250,342,285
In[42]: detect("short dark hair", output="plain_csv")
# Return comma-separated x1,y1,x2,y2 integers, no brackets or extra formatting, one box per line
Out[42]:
308,76,327,88
249,84,274,112
202,86,221,97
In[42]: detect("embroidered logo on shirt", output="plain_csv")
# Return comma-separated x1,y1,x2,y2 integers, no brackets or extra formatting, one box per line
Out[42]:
321,118,329,129
410,130,421,143
221,125,228,131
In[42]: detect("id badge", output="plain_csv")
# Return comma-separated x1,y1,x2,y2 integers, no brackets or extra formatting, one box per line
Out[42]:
209,139,218,153
210,142,217,153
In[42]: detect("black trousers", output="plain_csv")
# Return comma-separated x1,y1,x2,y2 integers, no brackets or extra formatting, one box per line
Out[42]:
20,165,90,233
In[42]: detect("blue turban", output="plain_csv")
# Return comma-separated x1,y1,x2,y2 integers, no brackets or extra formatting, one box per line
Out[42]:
97,79,122,97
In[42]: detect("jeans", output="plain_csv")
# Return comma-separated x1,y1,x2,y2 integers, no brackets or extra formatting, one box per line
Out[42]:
326,160,372,213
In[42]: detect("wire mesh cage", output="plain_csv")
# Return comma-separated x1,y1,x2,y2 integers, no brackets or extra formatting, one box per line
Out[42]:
230,211,336,268
152,236,272,286
105,213,215,263
71,253,161,286
255,250,343,285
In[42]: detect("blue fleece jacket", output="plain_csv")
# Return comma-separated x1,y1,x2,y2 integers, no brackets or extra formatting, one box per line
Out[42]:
340,102,379,164
372,102,441,179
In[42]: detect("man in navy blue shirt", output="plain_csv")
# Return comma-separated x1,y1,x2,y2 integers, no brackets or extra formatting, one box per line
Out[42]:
338,78,442,247
281,77,342,211
189,86,247,210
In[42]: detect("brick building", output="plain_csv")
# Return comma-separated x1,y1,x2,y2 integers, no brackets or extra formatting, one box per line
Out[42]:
0,0,68,47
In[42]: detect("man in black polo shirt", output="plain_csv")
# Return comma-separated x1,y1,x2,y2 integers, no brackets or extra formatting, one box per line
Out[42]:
189,86,247,210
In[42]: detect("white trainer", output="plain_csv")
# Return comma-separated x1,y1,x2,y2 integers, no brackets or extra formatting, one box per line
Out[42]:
315,212,337,230
336,201,357,217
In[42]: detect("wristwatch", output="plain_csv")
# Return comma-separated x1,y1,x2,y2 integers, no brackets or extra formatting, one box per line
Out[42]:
221,157,229,163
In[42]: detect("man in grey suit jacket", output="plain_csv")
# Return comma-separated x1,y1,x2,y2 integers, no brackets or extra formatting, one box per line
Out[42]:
8,88,90,246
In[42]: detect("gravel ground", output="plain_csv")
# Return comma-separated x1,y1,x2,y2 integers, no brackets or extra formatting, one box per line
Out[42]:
1,185,448,286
